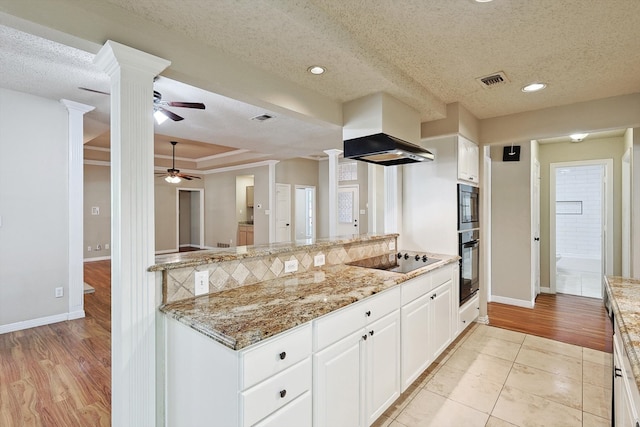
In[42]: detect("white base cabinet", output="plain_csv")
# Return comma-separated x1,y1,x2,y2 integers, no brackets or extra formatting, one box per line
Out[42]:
313,287,400,427
164,262,465,427
614,320,640,426
400,264,455,392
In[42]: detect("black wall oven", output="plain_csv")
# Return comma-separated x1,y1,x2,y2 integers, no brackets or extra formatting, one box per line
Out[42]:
459,229,479,305
458,184,479,231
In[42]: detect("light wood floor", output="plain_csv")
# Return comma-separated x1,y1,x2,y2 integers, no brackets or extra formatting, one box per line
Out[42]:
0,262,611,425
0,260,111,426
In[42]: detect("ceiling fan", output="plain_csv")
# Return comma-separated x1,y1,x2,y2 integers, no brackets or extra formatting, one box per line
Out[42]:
156,141,201,183
77,86,206,123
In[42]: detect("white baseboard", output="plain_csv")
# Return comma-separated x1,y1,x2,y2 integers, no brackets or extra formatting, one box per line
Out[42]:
0,312,70,334
68,310,86,321
84,255,111,262
477,315,490,324
540,286,555,294
490,295,535,308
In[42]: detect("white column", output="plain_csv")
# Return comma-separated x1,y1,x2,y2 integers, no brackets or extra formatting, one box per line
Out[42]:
384,166,402,235
268,160,278,243
94,41,170,426
61,99,95,321
324,149,343,237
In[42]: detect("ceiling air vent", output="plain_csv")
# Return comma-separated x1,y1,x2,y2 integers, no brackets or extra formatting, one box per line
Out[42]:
251,113,275,122
476,71,509,89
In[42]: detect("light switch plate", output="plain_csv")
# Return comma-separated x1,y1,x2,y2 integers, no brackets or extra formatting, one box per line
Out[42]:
284,259,298,273
194,270,209,296
314,254,325,267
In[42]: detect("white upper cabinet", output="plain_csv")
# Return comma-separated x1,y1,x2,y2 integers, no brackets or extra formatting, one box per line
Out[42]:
457,136,479,184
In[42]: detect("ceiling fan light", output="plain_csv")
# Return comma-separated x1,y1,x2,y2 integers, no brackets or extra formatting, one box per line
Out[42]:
154,109,168,124
165,175,181,184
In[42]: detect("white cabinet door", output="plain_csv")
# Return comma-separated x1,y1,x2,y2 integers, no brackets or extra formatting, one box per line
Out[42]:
400,293,431,392
429,280,453,360
366,310,401,425
314,329,365,427
457,137,479,184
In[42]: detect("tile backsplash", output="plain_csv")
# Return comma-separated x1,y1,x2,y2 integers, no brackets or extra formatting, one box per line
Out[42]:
162,236,396,303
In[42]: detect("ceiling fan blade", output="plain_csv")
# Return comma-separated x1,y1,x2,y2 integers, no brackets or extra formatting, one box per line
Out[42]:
167,102,206,109
78,87,110,96
158,107,184,121
177,173,201,180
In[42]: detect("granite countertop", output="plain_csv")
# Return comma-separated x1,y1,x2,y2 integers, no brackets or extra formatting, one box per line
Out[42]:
605,276,640,391
149,233,397,272
160,253,458,350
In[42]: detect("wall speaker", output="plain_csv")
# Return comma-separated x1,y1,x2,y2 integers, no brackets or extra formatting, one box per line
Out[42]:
503,145,521,161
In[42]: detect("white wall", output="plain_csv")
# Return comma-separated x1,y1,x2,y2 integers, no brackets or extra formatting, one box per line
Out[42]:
0,88,70,328
402,135,458,255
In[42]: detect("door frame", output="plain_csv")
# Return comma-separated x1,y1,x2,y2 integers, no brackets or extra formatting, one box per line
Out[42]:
549,159,613,295
175,188,205,250
531,159,541,297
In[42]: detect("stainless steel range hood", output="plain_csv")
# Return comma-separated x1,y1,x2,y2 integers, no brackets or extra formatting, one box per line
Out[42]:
343,133,435,166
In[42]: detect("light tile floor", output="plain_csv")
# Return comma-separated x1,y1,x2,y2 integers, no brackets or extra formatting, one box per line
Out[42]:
374,323,612,427
556,256,602,298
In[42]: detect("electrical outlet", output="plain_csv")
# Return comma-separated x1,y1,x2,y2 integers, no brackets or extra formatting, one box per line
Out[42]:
55,287,63,298
87,246,92,252
105,243,110,250
96,244,101,251
194,270,209,296
314,254,325,267
284,259,298,273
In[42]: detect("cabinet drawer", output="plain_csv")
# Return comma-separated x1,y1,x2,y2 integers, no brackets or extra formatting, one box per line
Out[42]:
314,287,399,350
459,294,479,332
253,391,312,427
401,274,432,305
241,323,312,389
431,264,452,288
241,358,312,427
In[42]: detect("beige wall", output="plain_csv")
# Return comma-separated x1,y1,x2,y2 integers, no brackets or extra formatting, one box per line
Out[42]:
0,88,70,327
490,142,533,304
84,164,111,258
538,136,625,287
204,165,270,247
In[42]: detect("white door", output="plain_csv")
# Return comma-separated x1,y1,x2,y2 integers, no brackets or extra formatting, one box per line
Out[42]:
275,183,291,243
532,160,541,296
314,330,365,427
338,185,359,236
295,186,315,240
366,311,400,425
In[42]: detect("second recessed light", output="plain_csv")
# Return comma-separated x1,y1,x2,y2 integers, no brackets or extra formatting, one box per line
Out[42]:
522,82,547,93
307,65,326,75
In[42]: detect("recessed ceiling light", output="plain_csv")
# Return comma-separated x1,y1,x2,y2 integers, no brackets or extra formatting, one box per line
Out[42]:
307,65,326,75
570,133,589,142
522,82,547,93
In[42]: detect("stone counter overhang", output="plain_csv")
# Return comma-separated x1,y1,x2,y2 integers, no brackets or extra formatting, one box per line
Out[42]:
605,276,640,392
159,250,459,351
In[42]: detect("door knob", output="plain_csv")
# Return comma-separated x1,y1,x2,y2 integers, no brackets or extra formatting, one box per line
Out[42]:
534,237,540,241
286,223,290,226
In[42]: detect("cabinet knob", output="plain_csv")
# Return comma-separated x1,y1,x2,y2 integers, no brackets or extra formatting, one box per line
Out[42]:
431,293,436,300
365,310,371,317
362,334,368,341
369,330,374,336
462,320,466,324
279,389,287,398
279,351,286,360
615,367,622,378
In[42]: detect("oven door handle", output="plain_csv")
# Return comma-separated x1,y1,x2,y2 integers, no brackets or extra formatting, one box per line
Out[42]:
462,240,479,248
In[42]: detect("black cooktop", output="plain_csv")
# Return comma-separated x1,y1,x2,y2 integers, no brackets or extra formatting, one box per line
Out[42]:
348,252,440,274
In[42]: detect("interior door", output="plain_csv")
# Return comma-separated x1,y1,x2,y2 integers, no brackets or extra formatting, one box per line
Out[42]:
338,185,359,236
275,183,291,243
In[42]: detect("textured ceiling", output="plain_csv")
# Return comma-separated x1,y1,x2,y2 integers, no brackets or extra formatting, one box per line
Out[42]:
1,0,639,169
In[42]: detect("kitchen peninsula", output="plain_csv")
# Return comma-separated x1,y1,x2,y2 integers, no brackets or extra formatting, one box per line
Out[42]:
155,234,475,427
